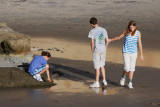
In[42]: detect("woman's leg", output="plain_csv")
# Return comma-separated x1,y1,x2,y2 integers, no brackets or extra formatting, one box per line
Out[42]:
122,70,128,78
120,53,130,86
39,64,51,81
120,71,127,86
129,53,137,83
129,71,134,82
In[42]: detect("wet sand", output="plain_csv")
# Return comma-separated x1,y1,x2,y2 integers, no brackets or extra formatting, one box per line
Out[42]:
0,0,160,106
0,58,160,107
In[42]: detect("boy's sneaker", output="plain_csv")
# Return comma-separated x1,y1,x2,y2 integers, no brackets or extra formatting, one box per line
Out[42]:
102,80,107,86
120,78,125,86
128,82,133,89
90,82,100,88
33,74,43,82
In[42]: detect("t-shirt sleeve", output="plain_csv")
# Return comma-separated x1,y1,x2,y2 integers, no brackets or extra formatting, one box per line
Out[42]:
88,30,94,39
103,29,108,39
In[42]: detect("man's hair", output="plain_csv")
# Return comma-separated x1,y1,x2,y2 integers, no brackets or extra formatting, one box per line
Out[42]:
90,17,98,25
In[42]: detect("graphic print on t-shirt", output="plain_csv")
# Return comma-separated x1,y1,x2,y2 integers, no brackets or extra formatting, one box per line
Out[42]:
98,33,104,44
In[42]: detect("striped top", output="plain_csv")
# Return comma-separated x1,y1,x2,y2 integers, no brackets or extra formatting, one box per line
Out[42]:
123,30,139,54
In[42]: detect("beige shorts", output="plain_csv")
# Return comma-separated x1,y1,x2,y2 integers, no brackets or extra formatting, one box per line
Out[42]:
93,51,106,69
123,53,137,72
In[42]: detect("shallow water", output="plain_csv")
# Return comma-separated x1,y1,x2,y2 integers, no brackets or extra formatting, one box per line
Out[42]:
0,79,159,107
45,79,123,95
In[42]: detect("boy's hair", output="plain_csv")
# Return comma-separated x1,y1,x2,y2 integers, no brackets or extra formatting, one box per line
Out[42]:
41,51,51,58
90,17,98,25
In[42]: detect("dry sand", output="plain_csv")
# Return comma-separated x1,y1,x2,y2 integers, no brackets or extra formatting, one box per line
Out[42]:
31,37,160,69
0,0,159,68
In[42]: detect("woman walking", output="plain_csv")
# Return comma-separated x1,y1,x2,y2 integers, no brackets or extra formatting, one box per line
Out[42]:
109,21,143,89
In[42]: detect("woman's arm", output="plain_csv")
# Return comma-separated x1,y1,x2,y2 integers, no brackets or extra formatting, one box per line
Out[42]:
91,38,94,54
109,30,126,43
138,32,143,62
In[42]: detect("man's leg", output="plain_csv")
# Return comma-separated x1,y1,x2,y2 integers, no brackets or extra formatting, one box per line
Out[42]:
93,52,100,82
101,66,107,86
95,69,100,82
90,52,100,88
100,66,106,81
90,69,100,87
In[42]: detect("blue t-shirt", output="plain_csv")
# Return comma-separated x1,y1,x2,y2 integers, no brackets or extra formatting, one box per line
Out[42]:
28,55,47,75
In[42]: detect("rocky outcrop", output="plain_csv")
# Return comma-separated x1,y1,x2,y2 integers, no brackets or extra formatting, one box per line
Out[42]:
0,23,33,67
0,23,31,54
0,67,55,88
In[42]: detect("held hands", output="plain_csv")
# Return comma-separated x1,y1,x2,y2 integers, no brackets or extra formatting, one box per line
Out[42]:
106,39,111,47
108,39,112,43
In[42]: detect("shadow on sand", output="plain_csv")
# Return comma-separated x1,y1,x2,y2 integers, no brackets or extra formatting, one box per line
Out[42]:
49,57,160,88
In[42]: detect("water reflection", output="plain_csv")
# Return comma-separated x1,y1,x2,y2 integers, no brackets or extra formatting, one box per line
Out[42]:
42,80,123,95
90,87,107,95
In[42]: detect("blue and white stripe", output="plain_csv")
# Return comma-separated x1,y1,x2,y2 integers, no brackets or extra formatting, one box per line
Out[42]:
123,30,139,54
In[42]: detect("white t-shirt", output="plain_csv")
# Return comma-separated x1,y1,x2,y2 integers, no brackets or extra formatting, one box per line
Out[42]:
88,27,108,53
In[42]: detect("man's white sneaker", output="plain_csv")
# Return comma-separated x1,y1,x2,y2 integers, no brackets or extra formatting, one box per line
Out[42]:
128,82,133,89
120,78,125,86
102,80,107,86
90,82,100,88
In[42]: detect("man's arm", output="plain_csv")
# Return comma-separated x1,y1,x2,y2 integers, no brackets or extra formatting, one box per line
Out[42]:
91,38,94,54
105,38,109,48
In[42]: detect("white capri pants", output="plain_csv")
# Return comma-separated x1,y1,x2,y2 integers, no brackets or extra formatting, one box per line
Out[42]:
93,51,106,69
123,53,137,72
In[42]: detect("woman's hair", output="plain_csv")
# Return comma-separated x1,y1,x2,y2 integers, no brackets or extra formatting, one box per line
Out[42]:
41,51,51,58
125,20,137,36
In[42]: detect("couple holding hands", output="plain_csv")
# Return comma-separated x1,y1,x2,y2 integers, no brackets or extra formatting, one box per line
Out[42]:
88,17,143,89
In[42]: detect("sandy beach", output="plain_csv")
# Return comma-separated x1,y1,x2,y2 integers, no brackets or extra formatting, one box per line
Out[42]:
0,0,159,68
0,0,160,106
